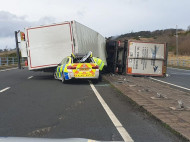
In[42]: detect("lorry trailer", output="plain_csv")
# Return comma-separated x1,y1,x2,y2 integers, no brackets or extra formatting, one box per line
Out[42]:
18,21,107,72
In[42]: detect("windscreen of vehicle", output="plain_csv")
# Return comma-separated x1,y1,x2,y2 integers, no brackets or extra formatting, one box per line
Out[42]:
73,57,94,63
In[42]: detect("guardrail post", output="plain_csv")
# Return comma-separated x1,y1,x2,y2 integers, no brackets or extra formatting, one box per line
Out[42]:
15,31,21,69
0,57,1,66
7,57,8,65
12,57,14,65
177,60,179,66
183,60,185,67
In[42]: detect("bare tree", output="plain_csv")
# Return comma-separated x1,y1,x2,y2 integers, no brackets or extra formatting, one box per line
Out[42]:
187,25,190,31
3,46,8,52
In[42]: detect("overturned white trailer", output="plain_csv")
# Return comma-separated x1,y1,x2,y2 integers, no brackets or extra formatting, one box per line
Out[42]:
126,41,167,76
20,21,107,71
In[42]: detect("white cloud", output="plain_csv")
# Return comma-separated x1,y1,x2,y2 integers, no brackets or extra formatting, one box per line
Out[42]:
0,11,56,49
0,37,15,49
0,11,56,38
0,0,190,49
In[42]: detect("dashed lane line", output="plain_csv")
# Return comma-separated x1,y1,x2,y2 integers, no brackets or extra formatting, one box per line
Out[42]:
0,68,18,72
28,76,33,79
89,81,134,142
0,87,10,93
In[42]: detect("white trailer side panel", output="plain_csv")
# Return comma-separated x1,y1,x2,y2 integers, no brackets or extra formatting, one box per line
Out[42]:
73,21,107,65
127,59,163,75
26,22,73,70
128,41,165,59
127,41,166,76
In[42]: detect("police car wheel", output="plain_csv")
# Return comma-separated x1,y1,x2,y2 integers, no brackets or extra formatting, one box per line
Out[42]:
61,73,66,83
54,72,57,79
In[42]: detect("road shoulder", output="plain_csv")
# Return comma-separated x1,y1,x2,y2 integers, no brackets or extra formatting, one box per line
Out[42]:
103,74,190,141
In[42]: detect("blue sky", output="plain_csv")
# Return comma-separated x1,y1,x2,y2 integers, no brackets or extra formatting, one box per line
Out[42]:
0,0,190,49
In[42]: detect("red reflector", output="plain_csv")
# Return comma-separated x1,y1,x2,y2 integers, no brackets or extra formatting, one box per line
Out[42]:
92,65,99,69
67,66,76,69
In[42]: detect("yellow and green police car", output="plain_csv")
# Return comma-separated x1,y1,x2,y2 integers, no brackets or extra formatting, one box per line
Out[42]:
54,52,103,83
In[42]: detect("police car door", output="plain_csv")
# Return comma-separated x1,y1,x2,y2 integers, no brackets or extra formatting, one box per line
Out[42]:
57,58,66,79
61,57,70,75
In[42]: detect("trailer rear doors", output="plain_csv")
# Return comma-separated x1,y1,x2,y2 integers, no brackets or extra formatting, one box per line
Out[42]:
26,22,73,70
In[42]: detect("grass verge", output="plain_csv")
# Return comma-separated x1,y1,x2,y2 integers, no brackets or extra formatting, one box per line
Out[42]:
0,63,25,70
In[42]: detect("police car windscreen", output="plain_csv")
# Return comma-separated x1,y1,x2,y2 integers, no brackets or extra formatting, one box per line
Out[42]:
73,57,93,63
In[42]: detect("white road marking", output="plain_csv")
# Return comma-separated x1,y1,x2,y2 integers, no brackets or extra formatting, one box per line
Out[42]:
0,87,10,93
89,81,134,142
170,72,190,75
28,76,33,79
0,67,18,72
168,67,190,72
149,77,190,91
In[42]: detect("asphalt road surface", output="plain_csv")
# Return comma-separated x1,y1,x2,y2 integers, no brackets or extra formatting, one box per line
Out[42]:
0,68,185,142
151,67,190,90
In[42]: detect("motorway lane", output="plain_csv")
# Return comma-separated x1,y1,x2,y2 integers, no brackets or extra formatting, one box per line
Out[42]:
94,82,183,142
0,67,36,89
0,68,184,141
152,68,190,90
0,70,121,140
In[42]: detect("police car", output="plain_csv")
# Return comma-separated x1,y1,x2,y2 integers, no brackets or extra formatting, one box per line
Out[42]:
54,52,101,83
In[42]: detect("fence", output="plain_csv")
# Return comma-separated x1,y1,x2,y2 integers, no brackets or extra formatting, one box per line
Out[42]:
1,57,189,68
168,59,190,68
0,57,25,66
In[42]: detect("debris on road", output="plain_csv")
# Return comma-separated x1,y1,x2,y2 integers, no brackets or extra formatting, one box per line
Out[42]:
129,85,136,87
170,100,190,111
178,100,185,109
28,126,55,137
151,93,167,100
104,74,190,141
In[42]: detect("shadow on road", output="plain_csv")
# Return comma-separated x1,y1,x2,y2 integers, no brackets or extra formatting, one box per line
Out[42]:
33,74,55,80
32,73,95,85
65,79,90,85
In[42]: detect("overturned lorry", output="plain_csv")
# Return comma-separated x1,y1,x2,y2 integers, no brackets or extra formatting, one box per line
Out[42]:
106,40,168,77
16,21,167,77
17,21,107,72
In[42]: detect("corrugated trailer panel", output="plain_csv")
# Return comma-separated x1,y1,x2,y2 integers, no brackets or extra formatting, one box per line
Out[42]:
128,41,165,59
26,22,73,70
126,41,167,76
24,21,107,71
73,21,107,65
127,59,164,76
